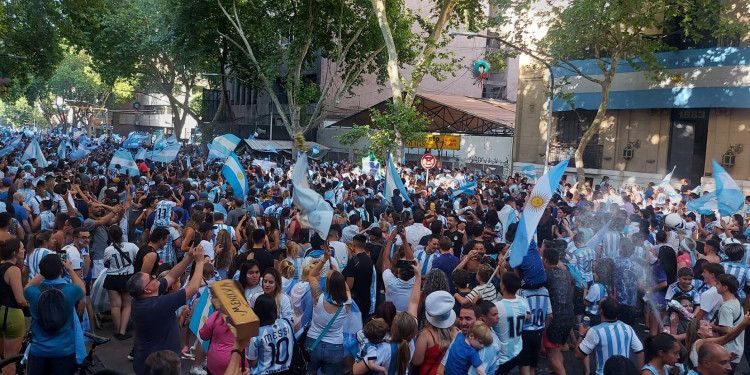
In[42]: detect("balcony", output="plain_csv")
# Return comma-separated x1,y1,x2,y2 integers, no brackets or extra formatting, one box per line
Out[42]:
549,143,602,169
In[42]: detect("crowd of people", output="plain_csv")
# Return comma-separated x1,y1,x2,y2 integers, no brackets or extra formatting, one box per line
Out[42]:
0,131,747,375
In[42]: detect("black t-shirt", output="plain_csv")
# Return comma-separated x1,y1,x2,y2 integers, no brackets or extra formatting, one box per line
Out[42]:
249,247,275,273
445,230,464,257
342,252,373,315
134,245,160,276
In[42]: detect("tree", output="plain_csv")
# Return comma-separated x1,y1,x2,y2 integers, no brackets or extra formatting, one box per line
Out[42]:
217,0,395,153
0,0,106,101
494,0,746,189
364,0,485,158
86,0,216,140
0,98,44,129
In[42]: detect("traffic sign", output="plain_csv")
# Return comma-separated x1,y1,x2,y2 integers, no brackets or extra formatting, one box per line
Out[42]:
421,153,437,169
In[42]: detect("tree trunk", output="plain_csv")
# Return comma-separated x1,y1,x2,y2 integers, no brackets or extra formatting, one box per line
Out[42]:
575,74,614,194
370,0,403,102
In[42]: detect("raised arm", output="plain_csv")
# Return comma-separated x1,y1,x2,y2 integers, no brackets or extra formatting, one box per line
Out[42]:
407,261,422,318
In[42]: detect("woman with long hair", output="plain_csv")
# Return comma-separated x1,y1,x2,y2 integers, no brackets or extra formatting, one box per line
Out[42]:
411,291,457,375
237,260,263,301
284,241,304,281
304,246,351,375
290,261,316,331
248,268,293,321
279,259,296,294
214,229,236,280
0,239,27,375
181,211,206,255
264,215,280,254
103,226,139,340
246,294,295,374
642,333,679,375
684,314,750,369
418,270,450,326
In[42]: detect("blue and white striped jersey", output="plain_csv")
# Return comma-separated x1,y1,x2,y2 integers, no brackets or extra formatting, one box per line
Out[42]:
584,283,608,316
414,249,437,275
246,318,294,375
493,297,530,364
571,246,597,283
517,287,551,331
579,321,644,375
602,231,622,259
664,282,700,306
721,261,750,301
25,248,56,281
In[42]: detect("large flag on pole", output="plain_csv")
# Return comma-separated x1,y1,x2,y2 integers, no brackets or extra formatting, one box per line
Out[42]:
153,130,166,150
686,192,718,215
586,221,611,250
212,134,241,156
509,160,569,268
135,148,148,161
123,132,149,149
712,159,744,216
21,139,49,168
384,154,413,204
221,152,248,198
70,143,90,161
206,142,226,161
521,165,536,181
291,153,334,238
108,149,140,176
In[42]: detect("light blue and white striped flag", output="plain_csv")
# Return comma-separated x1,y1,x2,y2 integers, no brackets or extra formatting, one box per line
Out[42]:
186,156,192,169
212,134,241,156
311,145,321,155
70,143,90,161
135,148,148,160
521,165,536,180
292,153,334,238
222,152,248,198
266,144,278,153
509,159,569,268
91,269,110,313
658,166,682,202
153,130,166,150
165,134,177,145
207,142,226,161
451,180,477,197
21,139,49,168
687,192,717,215
189,290,213,352
384,154,413,204
109,149,140,176
124,132,149,148
57,140,72,159
712,159,744,216
149,143,181,163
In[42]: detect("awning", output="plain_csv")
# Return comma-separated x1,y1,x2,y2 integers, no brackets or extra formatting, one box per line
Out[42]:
242,139,330,158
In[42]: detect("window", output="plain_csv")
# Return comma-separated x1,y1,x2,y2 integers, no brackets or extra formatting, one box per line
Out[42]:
555,109,598,145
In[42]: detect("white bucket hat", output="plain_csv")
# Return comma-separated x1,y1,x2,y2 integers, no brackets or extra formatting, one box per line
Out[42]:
425,291,456,329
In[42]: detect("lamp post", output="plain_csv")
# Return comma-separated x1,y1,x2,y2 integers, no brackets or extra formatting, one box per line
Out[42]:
449,31,555,173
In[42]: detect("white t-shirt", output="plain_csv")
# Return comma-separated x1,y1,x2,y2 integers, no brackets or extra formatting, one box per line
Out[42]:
717,298,744,363
103,242,139,275
405,224,431,248
329,241,348,270
200,240,215,261
699,286,723,320
382,269,415,312
62,244,87,274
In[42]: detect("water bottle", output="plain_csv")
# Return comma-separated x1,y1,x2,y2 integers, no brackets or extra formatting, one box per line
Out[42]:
582,316,591,328
667,300,694,319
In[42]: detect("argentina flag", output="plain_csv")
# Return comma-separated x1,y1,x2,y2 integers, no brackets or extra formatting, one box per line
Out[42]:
70,143,90,161
291,153,334,238
135,147,148,160
509,159,569,268
451,180,477,197
586,220,611,249
149,143,181,163
207,142,226,161
658,166,683,202
712,159,744,216
212,134,241,155
21,139,49,168
221,152,248,198
343,301,364,357
687,191,718,215
152,130,166,150
384,154,413,204
109,149,140,176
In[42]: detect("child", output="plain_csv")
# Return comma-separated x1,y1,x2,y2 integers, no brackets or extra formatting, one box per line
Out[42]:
666,293,693,340
585,259,615,327
664,267,700,308
353,318,390,374
720,243,750,302
452,268,473,313
441,321,494,375
458,264,497,304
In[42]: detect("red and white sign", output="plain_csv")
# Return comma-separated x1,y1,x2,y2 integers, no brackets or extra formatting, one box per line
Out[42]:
421,153,437,169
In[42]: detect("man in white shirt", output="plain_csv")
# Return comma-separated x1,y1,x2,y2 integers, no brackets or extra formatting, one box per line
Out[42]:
327,229,349,270
341,214,362,244
404,209,431,249
695,263,726,321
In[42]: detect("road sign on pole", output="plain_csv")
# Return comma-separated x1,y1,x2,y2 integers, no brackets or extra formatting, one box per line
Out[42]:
421,153,437,169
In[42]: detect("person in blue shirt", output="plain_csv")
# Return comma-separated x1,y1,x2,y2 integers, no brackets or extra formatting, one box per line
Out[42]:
246,294,294,374
441,321,494,375
24,253,85,375
641,333,680,375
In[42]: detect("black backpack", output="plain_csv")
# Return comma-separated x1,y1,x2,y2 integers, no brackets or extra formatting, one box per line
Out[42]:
36,284,70,332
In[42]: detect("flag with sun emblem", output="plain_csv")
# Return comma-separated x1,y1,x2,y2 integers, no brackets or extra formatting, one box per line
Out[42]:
508,159,569,268
222,152,248,199
109,149,140,176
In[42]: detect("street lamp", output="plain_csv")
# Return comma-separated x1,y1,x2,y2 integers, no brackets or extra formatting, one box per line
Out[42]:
450,31,555,173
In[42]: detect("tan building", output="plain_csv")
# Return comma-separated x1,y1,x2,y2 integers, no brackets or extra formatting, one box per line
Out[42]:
513,30,750,191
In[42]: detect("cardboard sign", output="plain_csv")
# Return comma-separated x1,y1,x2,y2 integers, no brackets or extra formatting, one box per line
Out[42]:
210,280,260,340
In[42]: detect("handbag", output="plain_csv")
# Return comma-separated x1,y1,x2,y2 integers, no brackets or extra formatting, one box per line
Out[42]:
291,305,343,373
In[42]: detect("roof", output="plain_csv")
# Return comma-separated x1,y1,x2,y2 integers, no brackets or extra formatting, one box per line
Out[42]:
330,93,515,136
242,139,330,158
